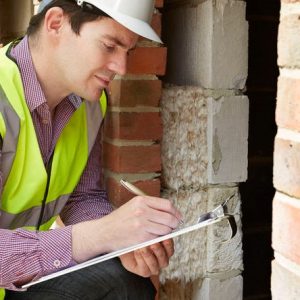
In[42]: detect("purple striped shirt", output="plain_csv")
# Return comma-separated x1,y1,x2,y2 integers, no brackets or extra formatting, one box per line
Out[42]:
0,36,112,290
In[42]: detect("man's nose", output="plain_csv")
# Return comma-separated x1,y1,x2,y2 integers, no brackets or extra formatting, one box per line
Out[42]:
109,53,127,76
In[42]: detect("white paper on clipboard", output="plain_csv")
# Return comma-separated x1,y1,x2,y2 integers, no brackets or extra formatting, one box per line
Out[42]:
22,216,224,289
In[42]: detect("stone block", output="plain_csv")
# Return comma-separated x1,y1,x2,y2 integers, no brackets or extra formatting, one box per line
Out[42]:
207,96,249,184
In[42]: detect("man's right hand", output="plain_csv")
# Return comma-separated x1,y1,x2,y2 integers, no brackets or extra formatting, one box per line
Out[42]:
71,196,182,263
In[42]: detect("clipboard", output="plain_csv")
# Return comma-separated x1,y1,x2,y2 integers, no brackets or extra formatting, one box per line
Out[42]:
22,213,230,289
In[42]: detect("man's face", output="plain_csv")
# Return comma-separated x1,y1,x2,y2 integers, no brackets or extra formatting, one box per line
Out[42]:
56,16,138,102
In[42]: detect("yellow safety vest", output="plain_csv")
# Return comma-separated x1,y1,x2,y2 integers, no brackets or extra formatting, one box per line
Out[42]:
0,42,107,297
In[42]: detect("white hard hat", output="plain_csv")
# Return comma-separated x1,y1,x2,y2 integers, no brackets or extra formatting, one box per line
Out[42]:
38,0,162,43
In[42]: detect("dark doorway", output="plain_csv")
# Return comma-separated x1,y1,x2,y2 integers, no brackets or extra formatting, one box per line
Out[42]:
241,0,280,299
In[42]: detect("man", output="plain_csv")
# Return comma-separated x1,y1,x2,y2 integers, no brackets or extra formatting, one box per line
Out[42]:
0,0,182,299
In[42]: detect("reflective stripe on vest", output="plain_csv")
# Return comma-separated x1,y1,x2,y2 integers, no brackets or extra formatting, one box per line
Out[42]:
0,42,107,231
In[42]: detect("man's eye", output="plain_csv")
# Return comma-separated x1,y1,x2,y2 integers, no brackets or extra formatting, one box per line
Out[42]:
103,43,115,52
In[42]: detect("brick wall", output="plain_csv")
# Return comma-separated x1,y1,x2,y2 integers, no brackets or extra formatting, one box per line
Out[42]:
104,0,166,208
272,0,300,298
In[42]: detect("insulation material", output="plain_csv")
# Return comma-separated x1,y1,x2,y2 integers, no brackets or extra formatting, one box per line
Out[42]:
161,86,208,190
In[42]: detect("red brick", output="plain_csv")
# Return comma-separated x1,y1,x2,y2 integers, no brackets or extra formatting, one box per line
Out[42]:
155,0,164,8
274,138,300,198
127,47,167,75
109,80,162,107
152,13,162,37
104,112,163,141
272,195,300,265
271,260,300,299
103,142,161,173
106,177,161,207
278,14,300,68
276,76,300,131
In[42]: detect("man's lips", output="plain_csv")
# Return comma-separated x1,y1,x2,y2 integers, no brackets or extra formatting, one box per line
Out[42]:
95,75,112,87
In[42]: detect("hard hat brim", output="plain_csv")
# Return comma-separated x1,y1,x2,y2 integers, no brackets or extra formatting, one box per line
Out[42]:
83,0,163,43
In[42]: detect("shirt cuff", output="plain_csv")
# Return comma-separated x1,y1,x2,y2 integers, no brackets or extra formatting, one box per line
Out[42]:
38,226,75,275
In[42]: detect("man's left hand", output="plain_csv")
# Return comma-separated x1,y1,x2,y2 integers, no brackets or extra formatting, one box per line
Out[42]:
119,239,174,277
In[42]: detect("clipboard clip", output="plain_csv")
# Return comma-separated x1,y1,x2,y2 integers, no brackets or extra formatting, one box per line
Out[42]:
197,194,237,241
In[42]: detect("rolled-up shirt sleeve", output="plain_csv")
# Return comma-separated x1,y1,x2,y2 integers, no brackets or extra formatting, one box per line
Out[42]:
60,128,113,226
0,226,73,291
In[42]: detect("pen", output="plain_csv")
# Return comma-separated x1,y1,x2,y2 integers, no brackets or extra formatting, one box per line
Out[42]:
120,179,148,196
120,179,184,227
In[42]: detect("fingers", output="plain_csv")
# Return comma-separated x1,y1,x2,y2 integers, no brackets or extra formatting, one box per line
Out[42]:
149,243,169,269
121,240,175,277
138,248,160,275
131,196,182,230
160,239,174,258
139,241,174,275
144,221,174,236
143,196,183,222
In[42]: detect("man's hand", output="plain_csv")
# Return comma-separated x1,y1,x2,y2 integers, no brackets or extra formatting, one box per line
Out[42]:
72,196,181,263
120,239,174,277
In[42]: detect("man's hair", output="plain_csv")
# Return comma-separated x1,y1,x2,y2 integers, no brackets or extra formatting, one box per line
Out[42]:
27,0,111,37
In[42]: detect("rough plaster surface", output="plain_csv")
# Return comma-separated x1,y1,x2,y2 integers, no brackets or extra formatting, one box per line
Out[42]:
160,186,242,283
164,0,248,89
207,96,249,183
161,86,208,190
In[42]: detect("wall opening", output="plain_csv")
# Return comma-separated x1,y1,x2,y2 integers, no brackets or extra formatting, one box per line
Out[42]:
241,0,279,299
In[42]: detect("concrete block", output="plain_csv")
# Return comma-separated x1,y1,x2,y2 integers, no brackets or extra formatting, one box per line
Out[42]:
163,0,248,89
161,86,208,190
207,96,249,184
194,276,243,300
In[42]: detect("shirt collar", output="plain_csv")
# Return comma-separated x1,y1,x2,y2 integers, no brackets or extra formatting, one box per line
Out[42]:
9,36,82,112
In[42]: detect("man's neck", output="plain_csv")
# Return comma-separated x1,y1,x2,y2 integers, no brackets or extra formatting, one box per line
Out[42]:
28,36,69,111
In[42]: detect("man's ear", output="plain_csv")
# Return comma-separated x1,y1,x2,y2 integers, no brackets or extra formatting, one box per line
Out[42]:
43,7,66,36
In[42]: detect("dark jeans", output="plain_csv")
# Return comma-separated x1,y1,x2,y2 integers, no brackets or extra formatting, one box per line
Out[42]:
5,258,156,300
